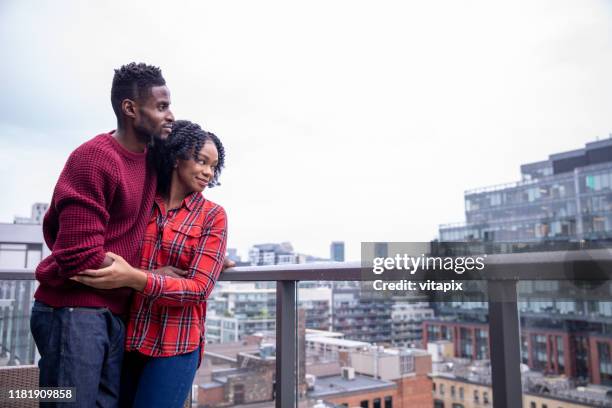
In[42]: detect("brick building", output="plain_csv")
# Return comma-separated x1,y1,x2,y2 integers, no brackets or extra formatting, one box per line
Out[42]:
424,320,612,385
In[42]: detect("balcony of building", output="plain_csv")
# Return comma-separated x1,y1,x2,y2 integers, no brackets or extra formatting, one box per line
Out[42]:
1,248,612,407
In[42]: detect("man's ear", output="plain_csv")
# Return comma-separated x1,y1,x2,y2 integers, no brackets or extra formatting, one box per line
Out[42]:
122,99,137,119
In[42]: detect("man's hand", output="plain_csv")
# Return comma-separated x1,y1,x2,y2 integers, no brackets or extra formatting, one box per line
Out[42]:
70,251,147,290
153,266,189,278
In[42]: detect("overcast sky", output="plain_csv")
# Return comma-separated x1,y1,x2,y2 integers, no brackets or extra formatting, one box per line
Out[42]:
1,0,612,260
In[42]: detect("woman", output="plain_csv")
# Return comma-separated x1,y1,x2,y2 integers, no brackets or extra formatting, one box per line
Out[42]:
73,120,227,407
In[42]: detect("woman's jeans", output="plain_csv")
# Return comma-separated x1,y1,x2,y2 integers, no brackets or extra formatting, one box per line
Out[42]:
120,348,199,408
29,300,125,408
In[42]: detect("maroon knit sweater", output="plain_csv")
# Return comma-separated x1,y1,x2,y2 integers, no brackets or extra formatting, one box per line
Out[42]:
34,132,156,315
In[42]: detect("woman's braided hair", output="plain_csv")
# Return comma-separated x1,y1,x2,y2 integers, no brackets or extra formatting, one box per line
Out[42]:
152,120,225,195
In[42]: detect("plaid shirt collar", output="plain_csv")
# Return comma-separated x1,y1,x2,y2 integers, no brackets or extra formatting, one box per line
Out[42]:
154,191,203,214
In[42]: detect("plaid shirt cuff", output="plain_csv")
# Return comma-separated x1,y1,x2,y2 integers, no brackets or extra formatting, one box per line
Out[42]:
143,273,164,298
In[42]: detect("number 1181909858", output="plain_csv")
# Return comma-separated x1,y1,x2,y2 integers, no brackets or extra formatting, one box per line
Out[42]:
3,387,75,402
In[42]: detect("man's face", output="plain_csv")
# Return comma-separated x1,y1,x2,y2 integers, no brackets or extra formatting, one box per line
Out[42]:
133,85,174,143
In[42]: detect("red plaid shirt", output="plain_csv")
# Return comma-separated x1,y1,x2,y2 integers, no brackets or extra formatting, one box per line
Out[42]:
125,192,227,360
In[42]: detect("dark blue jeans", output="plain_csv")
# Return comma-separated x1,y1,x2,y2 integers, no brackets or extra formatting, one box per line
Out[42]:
30,300,125,408
120,348,199,408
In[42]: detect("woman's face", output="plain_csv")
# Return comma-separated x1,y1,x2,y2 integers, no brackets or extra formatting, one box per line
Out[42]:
175,141,219,193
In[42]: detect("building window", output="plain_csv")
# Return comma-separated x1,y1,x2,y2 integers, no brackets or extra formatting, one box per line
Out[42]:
598,342,612,385
452,404,464,408
557,336,565,372
529,402,536,408
384,396,393,408
433,382,436,392
360,401,369,408
473,390,479,403
373,398,381,408
451,385,456,398
460,328,474,358
440,384,445,396
434,401,445,408
531,334,548,371
374,242,388,258
483,391,489,404
459,387,464,400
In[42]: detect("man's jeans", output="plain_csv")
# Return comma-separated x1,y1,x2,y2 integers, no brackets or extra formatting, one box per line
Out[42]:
30,300,125,408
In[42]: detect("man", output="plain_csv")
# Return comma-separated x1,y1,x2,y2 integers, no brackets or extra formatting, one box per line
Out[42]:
30,62,175,407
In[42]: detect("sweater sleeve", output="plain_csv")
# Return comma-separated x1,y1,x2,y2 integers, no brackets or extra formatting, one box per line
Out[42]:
142,206,227,306
52,146,119,278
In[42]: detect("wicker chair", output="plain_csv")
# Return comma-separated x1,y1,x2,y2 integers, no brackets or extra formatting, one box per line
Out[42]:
0,365,39,408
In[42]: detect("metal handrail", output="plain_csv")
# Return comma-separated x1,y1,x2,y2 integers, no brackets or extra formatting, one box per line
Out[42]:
221,248,612,281
4,247,612,282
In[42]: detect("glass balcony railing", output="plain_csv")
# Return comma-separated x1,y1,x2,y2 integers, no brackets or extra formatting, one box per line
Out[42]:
0,272,38,367
2,249,612,408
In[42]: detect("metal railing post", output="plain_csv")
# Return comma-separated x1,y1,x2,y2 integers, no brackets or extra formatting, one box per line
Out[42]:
0,281,9,358
488,279,522,408
8,281,17,365
276,280,296,408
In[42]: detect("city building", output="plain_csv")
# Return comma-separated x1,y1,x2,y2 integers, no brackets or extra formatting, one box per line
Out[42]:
346,346,434,408
299,286,333,331
423,321,490,361
430,351,612,408
306,336,370,361
206,282,276,343
332,286,393,344
439,138,612,242
390,302,434,348
302,344,433,408
434,138,612,385
302,329,434,407
198,346,276,406
307,371,398,408
249,242,299,265
0,202,49,269
12,203,48,225
332,284,433,348
198,312,308,407
330,241,345,262
207,283,333,342
225,248,249,266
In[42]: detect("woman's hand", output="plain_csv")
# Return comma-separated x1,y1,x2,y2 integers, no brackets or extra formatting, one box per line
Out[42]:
223,258,235,269
70,251,148,290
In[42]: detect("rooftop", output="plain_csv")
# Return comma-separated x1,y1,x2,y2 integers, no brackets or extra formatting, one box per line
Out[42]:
305,336,370,348
432,357,612,407
308,374,396,398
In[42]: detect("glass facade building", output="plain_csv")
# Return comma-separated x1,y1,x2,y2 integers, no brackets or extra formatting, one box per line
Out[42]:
440,138,612,242
435,138,612,385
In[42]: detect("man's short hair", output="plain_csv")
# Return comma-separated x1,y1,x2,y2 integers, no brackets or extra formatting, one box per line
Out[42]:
110,62,166,119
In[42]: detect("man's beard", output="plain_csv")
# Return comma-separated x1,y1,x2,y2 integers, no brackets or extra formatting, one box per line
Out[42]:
134,123,158,145
133,113,162,145
146,136,168,174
